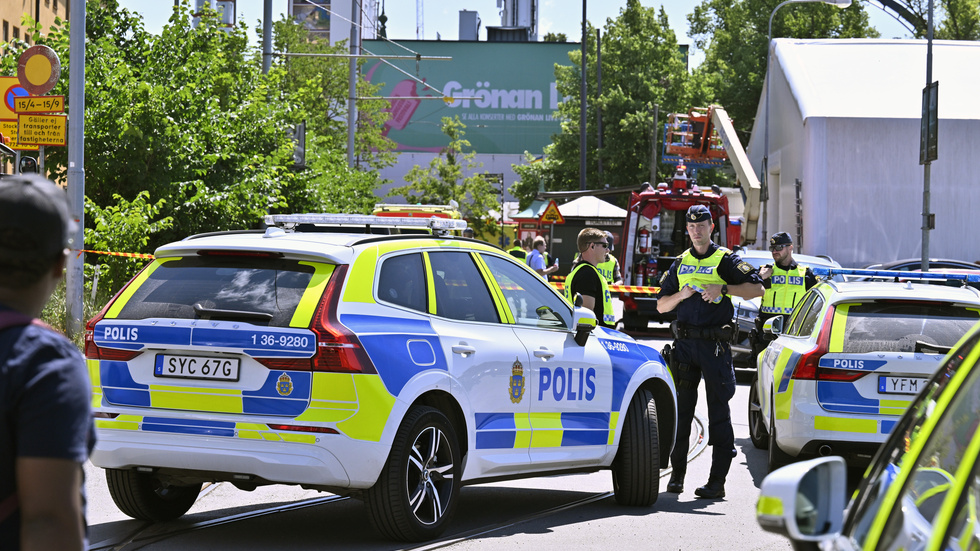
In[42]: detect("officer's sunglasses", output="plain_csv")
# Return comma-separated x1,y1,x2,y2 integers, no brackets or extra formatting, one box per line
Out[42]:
769,244,788,252
591,242,609,249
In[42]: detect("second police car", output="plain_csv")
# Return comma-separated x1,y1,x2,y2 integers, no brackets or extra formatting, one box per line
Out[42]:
749,269,980,472
84,214,678,542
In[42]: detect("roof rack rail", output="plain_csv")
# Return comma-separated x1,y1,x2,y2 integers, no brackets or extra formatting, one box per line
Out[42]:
264,213,468,236
812,267,980,283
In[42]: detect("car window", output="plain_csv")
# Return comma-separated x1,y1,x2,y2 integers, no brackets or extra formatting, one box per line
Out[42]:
378,253,427,313
784,291,819,336
834,301,979,353
794,293,824,337
481,253,571,330
877,340,980,549
428,251,499,324
943,455,980,551
844,330,980,548
114,256,317,327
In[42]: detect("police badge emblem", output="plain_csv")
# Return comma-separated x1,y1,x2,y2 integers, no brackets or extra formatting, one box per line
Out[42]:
277,372,293,396
509,358,525,404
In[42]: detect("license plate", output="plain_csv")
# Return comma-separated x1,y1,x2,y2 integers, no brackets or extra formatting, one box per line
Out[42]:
154,354,241,382
878,376,928,395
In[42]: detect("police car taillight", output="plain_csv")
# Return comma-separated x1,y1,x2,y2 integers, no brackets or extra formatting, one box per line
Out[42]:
310,265,374,373
84,295,141,362
791,307,866,383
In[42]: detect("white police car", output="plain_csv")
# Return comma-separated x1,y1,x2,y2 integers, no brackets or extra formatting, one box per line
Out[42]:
757,320,980,550
749,270,980,471
86,214,677,541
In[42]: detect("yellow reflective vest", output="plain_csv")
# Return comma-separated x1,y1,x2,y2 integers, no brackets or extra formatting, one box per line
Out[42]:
564,263,615,326
596,255,617,284
760,264,808,315
676,247,729,304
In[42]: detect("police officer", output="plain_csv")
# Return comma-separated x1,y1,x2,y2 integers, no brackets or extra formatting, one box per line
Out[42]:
571,231,622,285
656,205,763,499
507,238,527,261
751,232,817,359
565,227,615,328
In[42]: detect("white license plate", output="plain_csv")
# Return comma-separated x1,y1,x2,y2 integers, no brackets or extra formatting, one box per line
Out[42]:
878,376,928,395
154,354,241,382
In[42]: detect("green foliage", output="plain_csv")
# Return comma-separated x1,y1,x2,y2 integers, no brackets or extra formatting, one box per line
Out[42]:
688,0,878,142
388,117,500,236
512,1,700,207
84,192,173,293
543,32,569,42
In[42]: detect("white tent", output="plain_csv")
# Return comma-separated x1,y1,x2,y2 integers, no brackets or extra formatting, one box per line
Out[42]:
745,38,980,267
557,196,627,219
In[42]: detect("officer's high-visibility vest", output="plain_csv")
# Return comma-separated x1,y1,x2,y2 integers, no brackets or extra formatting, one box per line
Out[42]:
564,263,615,326
596,255,617,284
676,247,729,304
507,246,526,261
760,264,808,315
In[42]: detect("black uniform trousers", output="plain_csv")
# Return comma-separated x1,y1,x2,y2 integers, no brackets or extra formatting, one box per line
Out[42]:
669,337,738,481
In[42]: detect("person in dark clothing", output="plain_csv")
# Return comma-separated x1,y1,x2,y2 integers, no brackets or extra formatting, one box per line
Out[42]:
564,227,615,328
0,174,93,550
751,232,818,361
656,205,763,499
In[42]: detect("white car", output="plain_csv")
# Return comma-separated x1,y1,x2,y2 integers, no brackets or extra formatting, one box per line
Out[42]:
749,274,980,471
86,214,678,542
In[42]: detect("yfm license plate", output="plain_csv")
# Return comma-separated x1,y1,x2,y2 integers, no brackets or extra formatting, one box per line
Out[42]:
878,376,928,395
155,354,241,382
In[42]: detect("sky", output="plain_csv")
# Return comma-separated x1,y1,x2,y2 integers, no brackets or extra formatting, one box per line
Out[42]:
117,0,913,68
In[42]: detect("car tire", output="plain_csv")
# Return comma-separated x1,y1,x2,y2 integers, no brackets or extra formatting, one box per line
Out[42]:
767,402,794,472
612,388,660,507
748,374,769,450
105,468,201,521
365,406,460,542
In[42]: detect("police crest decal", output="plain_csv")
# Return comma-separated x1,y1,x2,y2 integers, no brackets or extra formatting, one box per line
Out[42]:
509,358,525,403
277,372,293,396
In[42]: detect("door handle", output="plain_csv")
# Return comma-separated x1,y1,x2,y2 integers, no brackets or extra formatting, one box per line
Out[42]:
533,348,555,359
452,344,476,356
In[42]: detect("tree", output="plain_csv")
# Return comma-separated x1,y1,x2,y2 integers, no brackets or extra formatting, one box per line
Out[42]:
511,1,703,207
688,0,878,142
388,117,499,236
543,32,568,42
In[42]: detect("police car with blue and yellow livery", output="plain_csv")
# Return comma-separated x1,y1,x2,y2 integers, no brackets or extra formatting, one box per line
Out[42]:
85,214,677,542
748,269,980,472
756,319,980,551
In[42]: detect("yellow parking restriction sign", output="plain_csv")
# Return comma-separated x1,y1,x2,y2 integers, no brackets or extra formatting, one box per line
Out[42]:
17,114,66,146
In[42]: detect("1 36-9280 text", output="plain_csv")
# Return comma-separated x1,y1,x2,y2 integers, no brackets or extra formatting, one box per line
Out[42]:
251,333,310,348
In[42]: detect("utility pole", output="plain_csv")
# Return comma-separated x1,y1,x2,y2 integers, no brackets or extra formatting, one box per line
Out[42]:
66,0,86,337
347,0,361,167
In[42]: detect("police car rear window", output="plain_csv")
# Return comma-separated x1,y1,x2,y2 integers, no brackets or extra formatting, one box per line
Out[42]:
114,256,318,327
839,301,980,353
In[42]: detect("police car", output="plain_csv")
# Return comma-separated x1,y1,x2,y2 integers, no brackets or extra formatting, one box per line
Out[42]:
85,214,677,542
756,320,980,550
748,270,980,471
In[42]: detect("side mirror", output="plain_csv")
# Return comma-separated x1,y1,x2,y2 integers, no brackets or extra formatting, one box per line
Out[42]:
573,292,584,308
757,457,847,543
763,315,783,336
572,306,597,346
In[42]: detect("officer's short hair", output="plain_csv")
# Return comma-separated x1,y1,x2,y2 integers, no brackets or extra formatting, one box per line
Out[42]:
0,174,74,288
576,227,606,252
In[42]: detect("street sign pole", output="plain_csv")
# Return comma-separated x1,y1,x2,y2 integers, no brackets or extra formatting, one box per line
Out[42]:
66,0,86,338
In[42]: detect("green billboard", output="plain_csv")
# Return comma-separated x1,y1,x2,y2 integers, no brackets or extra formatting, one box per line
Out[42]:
363,40,576,155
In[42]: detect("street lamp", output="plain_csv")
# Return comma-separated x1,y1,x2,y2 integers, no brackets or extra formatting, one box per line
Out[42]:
762,0,851,244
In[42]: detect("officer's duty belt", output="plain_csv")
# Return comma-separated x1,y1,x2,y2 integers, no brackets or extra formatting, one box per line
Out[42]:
671,321,734,342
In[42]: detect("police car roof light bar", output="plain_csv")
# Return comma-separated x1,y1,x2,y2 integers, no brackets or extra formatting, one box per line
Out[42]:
265,213,469,232
811,267,980,283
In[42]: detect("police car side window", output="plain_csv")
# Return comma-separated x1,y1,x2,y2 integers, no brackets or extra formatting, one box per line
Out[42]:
784,292,819,336
481,254,571,330
428,251,499,323
795,294,825,337
378,253,427,313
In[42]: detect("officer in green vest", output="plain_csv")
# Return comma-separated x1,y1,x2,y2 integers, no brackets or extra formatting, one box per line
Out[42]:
656,205,763,499
571,231,622,284
751,232,817,359
564,227,615,327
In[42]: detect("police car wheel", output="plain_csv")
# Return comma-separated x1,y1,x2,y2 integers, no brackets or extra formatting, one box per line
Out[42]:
611,388,660,506
105,468,202,522
767,402,794,472
748,374,769,450
365,406,460,542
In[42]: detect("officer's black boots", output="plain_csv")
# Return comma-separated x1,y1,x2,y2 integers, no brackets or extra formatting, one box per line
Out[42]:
666,471,684,493
694,477,726,499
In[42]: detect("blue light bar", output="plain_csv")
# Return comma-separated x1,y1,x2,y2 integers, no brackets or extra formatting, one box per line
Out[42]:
811,267,980,283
